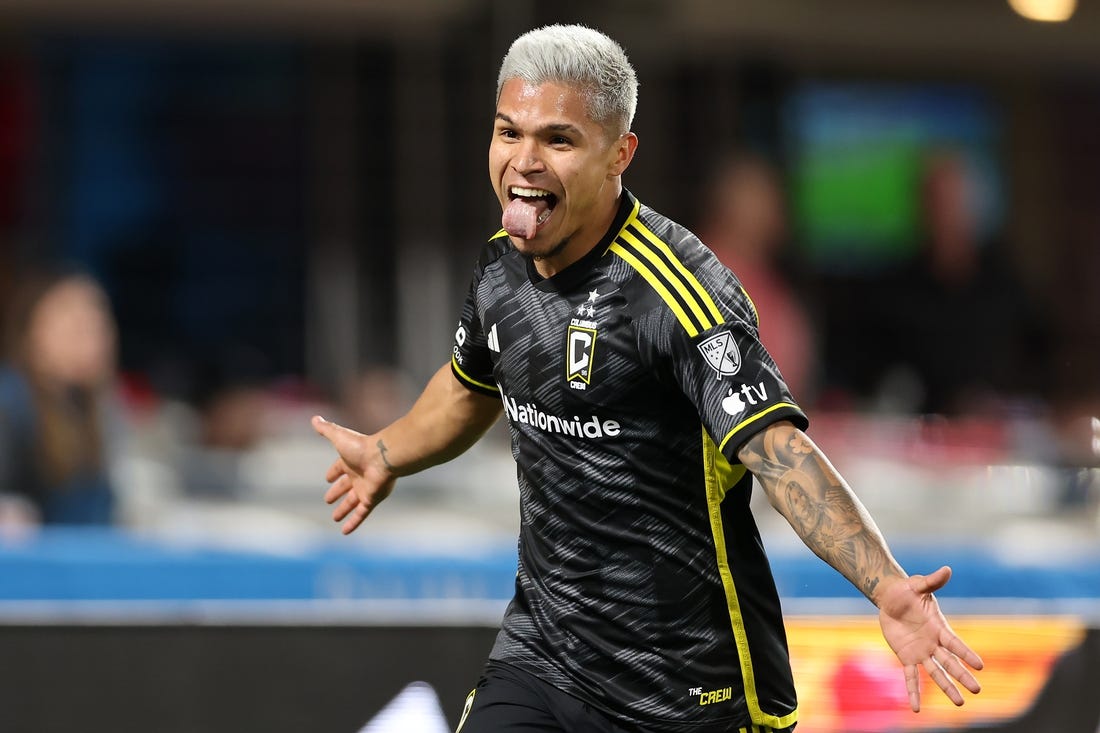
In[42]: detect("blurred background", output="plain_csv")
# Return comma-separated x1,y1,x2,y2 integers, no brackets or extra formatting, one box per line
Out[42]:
0,0,1098,731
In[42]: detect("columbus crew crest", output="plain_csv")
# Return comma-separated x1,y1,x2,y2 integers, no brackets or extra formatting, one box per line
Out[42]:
697,330,741,379
566,289,601,390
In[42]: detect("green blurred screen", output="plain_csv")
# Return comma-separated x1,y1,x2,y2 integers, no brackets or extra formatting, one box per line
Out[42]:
784,83,1003,272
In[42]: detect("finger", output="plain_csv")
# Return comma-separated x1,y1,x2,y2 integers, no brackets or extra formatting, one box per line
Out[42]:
324,474,353,505
311,414,333,436
909,565,952,595
342,502,371,535
313,416,366,459
936,649,982,695
332,492,360,522
942,630,985,671
904,664,921,712
325,458,347,484
923,656,964,706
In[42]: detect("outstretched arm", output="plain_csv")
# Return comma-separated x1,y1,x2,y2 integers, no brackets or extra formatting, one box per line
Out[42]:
312,362,502,534
737,420,983,712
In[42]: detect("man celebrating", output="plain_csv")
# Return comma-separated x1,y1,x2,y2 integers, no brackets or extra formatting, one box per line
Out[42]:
313,24,982,733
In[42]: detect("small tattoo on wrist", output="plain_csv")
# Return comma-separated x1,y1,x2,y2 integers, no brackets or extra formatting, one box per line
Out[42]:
377,439,394,470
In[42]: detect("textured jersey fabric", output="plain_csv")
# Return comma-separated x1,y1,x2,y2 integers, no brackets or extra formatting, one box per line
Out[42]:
451,191,809,731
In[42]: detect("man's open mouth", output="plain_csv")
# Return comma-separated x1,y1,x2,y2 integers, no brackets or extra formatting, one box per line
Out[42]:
503,186,559,239
509,186,558,225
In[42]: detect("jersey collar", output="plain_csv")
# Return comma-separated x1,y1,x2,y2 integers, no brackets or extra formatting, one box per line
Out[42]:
527,189,639,292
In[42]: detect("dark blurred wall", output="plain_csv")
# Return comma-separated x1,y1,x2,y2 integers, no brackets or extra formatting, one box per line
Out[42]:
0,2,1092,412
0,623,500,733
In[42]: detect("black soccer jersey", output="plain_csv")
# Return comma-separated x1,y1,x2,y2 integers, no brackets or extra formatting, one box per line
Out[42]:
451,191,809,732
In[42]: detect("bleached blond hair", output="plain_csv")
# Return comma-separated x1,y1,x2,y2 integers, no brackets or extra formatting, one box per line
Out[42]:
496,24,638,137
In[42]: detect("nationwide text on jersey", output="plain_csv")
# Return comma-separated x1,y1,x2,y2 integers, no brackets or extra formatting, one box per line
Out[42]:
500,389,621,439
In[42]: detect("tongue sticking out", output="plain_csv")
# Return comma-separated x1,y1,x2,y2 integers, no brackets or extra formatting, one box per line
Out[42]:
502,197,550,239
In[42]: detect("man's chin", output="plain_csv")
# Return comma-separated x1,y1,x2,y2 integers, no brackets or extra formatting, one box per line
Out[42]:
515,234,570,262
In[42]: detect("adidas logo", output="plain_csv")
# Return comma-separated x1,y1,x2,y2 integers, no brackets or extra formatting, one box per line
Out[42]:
487,323,500,353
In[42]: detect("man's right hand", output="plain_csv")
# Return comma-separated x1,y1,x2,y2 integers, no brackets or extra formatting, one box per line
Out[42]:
312,416,397,535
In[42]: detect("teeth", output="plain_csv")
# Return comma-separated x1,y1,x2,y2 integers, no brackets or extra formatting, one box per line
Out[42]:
511,186,552,198
537,209,552,224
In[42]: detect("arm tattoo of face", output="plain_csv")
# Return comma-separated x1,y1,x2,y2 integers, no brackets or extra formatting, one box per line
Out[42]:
740,423,900,600
376,439,395,471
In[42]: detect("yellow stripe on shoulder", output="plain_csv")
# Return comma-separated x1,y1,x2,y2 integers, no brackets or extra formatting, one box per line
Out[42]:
619,229,715,332
607,197,727,337
741,286,760,327
601,196,642,255
608,241,701,337
622,196,641,232
631,219,725,325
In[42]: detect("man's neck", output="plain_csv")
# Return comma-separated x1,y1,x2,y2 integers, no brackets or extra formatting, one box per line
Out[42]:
531,188,623,279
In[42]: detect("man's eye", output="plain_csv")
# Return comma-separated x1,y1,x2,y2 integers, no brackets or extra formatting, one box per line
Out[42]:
550,136,571,146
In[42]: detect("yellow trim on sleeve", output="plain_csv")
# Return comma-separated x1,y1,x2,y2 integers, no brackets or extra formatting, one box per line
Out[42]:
702,427,799,731
451,355,499,394
717,402,800,454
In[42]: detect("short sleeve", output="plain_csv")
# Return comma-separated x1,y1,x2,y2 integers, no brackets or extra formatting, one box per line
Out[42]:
450,260,500,398
662,267,808,463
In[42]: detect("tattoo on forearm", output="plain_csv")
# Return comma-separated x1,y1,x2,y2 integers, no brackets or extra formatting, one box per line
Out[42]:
740,424,899,600
377,439,394,471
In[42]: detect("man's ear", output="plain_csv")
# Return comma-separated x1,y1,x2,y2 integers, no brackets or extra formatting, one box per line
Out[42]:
608,132,639,177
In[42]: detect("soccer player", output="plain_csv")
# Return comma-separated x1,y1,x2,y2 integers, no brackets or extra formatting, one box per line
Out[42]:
312,24,983,733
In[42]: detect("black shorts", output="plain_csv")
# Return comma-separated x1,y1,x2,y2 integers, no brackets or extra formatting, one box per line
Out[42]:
454,661,795,733
455,661,633,733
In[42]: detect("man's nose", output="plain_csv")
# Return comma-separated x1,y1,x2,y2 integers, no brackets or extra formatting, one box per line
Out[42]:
512,140,546,174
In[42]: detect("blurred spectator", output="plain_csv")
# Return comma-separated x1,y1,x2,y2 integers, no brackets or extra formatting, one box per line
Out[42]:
870,150,1047,417
0,266,121,525
341,365,417,435
191,346,276,452
170,346,277,498
697,152,819,404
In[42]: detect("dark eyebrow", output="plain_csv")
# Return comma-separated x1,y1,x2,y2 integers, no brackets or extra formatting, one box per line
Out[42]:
544,123,582,136
494,113,583,138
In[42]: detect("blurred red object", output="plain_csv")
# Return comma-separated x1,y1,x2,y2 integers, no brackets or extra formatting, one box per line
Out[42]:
831,649,909,733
